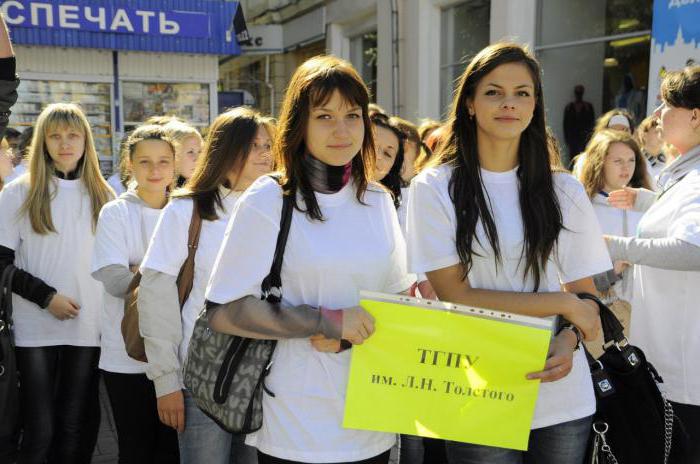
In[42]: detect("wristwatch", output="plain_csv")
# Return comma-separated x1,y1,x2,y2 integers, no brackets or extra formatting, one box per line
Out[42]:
558,323,583,351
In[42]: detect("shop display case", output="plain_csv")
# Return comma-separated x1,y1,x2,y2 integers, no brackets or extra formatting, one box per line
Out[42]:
8,80,115,174
122,81,211,133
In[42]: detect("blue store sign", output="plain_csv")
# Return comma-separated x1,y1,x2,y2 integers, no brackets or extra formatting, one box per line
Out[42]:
0,0,247,54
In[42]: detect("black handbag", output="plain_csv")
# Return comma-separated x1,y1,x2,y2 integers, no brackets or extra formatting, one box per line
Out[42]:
580,293,688,464
0,265,19,462
183,188,294,433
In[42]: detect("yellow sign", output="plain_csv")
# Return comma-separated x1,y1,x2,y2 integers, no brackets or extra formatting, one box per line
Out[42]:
343,291,553,451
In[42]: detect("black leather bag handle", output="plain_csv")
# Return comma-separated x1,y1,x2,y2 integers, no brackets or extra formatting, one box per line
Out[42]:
260,191,294,304
0,265,15,324
0,265,16,366
578,292,626,346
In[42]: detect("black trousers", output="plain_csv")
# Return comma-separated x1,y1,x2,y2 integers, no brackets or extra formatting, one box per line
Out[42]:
102,370,179,464
15,345,101,464
672,402,700,464
258,450,391,464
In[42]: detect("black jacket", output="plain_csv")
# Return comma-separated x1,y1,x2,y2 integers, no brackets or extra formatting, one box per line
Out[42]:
0,56,19,141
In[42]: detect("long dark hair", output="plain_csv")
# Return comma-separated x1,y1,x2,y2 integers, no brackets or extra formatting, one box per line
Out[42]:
371,113,405,208
173,107,271,220
431,42,563,290
274,55,375,220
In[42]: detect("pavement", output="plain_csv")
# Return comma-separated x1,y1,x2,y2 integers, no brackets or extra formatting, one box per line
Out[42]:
92,379,119,463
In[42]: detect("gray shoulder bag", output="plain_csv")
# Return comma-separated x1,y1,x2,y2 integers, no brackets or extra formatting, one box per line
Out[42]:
183,187,293,433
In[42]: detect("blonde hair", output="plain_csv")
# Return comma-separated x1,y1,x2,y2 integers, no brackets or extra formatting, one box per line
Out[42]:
579,129,652,198
21,103,114,234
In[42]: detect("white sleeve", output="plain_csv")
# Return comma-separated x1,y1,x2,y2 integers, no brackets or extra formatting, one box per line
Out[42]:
381,196,413,294
91,203,129,273
669,192,700,248
556,182,613,283
140,200,189,277
206,198,280,304
406,175,460,274
138,268,184,397
0,185,23,250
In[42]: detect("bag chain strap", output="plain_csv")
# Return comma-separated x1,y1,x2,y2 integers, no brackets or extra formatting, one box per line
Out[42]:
592,423,619,464
662,395,674,464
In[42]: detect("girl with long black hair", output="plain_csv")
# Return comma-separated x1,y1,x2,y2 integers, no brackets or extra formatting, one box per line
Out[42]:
406,43,610,463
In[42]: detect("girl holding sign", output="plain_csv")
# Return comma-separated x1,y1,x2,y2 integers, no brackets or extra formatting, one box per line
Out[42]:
406,43,611,463
205,56,413,464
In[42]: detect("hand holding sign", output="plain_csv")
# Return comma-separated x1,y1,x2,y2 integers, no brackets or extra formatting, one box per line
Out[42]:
341,306,375,345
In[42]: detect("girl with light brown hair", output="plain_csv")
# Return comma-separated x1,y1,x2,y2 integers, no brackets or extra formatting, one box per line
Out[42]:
0,102,114,462
138,107,274,463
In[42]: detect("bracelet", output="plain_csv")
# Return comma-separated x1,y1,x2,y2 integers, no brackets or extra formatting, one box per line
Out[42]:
558,323,582,351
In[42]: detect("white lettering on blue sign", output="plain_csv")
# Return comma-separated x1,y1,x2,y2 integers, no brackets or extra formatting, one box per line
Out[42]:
30,2,53,27
84,6,106,30
58,4,80,29
110,9,134,32
158,12,180,35
0,1,208,38
135,10,155,33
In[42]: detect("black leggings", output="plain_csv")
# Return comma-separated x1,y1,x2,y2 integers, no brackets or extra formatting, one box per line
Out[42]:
102,370,179,464
257,450,391,464
15,345,101,464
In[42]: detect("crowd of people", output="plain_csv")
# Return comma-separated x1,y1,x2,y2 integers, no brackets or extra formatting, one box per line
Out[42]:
0,11,699,464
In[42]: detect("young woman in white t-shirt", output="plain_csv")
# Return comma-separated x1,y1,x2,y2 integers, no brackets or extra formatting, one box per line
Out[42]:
205,55,413,464
92,125,179,462
406,43,611,463
578,129,651,305
161,119,203,188
0,103,114,462
606,66,700,463
138,107,274,464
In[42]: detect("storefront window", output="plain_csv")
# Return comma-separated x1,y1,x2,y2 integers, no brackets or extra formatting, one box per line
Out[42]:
8,80,113,173
537,0,653,164
538,0,653,46
439,0,490,115
350,32,377,101
122,82,210,133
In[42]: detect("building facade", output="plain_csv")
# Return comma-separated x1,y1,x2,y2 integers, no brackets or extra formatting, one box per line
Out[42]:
228,0,657,163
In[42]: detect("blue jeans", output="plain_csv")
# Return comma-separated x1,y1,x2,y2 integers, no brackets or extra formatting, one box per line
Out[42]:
179,390,258,464
446,415,593,464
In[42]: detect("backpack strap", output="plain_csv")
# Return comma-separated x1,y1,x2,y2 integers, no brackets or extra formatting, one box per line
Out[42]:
176,203,203,307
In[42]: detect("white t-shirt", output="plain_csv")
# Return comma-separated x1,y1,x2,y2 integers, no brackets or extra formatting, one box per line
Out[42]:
106,173,126,196
407,164,612,429
591,193,643,301
3,161,26,184
92,195,163,374
645,157,665,190
630,168,700,405
140,188,241,363
0,177,104,346
206,176,413,463
397,186,410,234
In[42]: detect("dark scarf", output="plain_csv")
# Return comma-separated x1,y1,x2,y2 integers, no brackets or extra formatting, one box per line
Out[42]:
302,154,352,194
54,167,80,180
